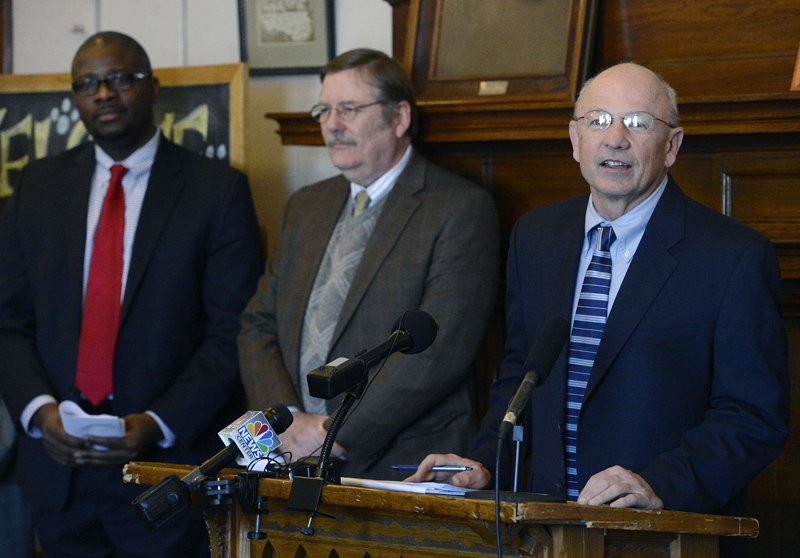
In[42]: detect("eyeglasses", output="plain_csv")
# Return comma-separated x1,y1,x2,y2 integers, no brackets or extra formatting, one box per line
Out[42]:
71,71,150,97
575,110,675,133
310,101,384,123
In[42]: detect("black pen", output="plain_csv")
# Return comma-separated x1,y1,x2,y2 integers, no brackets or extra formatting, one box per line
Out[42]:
391,465,472,472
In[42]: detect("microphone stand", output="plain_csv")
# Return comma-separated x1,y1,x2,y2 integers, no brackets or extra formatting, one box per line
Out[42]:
512,425,524,493
317,381,364,482
286,381,365,536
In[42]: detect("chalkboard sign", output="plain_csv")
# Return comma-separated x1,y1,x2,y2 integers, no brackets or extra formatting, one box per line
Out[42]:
0,63,247,199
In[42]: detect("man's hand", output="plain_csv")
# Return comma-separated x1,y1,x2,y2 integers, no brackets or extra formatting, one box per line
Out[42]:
578,465,664,509
74,413,162,466
403,453,491,489
32,403,88,467
276,411,345,460
31,405,160,467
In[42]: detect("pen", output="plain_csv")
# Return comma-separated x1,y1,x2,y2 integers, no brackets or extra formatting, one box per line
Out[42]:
391,465,473,472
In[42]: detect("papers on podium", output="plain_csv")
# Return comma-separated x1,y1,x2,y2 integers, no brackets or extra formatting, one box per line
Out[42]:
58,400,125,450
341,477,474,497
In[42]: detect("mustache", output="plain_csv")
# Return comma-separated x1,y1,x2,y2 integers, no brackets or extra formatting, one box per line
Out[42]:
326,131,356,147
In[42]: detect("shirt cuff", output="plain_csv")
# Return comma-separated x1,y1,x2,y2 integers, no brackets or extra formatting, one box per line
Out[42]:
20,395,58,438
145,410,177,449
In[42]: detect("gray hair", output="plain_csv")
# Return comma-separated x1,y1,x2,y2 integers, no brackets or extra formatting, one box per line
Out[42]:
321,48,419,141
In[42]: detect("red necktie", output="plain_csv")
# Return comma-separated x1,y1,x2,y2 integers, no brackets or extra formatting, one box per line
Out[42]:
75,164,127,406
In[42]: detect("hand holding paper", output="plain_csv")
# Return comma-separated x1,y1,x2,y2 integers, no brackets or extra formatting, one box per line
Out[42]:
58,400,125,450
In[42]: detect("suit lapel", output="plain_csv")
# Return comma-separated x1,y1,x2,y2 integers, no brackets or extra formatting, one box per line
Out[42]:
547,201,588,324
329,151,425,347
62,146,96,317
119,138,186,323
585,177,685,399
538,199,589,408
284,179,350,377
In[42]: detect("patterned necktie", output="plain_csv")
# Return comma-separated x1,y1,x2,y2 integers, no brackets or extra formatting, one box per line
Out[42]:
353,190,371,217
564,224,616,501
75,164,128,406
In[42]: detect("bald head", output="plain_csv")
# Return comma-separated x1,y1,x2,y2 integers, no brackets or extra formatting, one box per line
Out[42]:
575,63,678,127
72,32,151,77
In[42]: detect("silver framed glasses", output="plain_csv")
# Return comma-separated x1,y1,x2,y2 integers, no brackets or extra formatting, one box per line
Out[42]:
575,110,675,133
72,71,150,97
310,101,384,123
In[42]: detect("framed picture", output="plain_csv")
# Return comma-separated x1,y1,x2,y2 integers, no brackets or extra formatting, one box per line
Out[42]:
238,0,335,76
402,0,598,103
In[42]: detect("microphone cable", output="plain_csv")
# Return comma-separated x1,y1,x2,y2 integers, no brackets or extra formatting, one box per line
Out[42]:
494,436,504,558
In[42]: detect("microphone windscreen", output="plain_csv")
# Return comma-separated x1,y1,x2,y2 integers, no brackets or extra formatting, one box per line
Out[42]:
524,317,569,386
263,403,293,434
392,310,439,355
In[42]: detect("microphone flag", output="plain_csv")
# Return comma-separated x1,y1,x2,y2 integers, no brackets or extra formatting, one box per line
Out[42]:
218,410,284,466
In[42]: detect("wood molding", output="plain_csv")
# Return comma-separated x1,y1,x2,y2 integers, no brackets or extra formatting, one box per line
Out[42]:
268,94,800,146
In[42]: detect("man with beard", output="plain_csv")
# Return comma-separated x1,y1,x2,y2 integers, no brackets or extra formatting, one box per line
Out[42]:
0,32,263,556
238,49,499,480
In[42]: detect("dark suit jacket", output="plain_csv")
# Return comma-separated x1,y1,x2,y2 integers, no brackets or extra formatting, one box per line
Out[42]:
239,150,499,479
472,176,789,517
0,137,264,509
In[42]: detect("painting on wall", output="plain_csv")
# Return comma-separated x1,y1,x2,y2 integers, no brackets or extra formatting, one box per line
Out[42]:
403,0,598,103
238,0,335,75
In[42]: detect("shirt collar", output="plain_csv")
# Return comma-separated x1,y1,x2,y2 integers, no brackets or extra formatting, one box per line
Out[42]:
584,174,668,243
94,130,161,179
349,144,413,205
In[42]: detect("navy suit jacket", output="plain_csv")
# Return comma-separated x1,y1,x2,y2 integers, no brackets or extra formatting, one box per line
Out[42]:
0,137,264,510
472,176,789,517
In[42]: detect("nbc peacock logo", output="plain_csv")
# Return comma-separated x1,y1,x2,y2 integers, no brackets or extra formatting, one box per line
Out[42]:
246,421,277,453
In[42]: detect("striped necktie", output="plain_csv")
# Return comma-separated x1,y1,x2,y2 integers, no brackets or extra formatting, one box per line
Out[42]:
564,224,615,501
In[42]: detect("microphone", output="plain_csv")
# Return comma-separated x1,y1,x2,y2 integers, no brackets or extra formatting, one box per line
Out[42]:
132,404,293,528
306,310,439,399
182,404,294,485
498,317,569,440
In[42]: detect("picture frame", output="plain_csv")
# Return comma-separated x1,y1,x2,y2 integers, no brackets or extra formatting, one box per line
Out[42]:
402,0,598,104
238,0,335,76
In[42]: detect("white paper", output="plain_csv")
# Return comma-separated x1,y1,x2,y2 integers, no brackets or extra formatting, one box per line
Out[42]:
58,400,125,450
341,477,474,496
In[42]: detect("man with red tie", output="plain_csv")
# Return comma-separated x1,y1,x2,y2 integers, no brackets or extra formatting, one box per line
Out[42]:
0,32,263,556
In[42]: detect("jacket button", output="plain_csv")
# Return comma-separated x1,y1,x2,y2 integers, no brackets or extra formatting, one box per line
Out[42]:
555,482,564,493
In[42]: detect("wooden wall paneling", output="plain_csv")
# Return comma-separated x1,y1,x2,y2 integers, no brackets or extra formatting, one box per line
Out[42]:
594,0,800,100
711,149,800,281
663,151,720,214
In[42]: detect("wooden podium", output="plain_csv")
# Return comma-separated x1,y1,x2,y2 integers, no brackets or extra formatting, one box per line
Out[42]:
123,462,757,558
